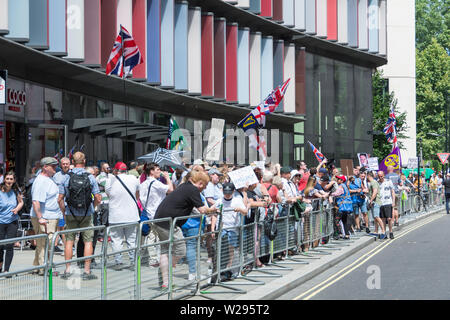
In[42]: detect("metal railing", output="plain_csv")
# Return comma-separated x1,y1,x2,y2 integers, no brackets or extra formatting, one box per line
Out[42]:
0,192,443,300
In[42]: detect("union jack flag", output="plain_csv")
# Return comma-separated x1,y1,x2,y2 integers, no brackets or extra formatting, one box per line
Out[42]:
106,25,143,78
238,78,291,131
383,106,397,149
308,141,325,163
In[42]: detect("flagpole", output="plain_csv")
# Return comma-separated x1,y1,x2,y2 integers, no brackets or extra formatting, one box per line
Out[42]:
120,25,129,164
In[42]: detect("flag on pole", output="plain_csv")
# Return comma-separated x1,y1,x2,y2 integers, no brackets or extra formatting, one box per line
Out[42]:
166,117,186,150
383,105,397,150
106,25,143,78
237,79,291,160
308,141,325,163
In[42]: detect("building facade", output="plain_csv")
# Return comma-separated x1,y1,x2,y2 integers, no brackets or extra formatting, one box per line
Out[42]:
0,0,387,186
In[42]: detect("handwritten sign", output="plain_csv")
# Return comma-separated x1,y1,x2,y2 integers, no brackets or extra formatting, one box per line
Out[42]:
227,166,259,189
205,118,225,161
407,158,418,169
367,157,379,171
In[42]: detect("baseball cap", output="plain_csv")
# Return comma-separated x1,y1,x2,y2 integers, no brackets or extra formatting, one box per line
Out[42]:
280,166,292,174
208,168,223,176
320,175,330,182
335,175,346,183
40,157,59,166
114,162,128,171
222,182,235,194
193,159,206,166
319,168,328,174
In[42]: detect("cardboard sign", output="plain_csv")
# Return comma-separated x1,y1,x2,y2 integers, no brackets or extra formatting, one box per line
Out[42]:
205,118,225,161
367,157,379,171
358,153,369,168
339,159,354,177
407,158,419,169
437,153,450,165
227,166,259,190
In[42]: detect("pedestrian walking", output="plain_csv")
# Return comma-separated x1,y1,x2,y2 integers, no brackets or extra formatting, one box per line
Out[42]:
58,152,101,280
105,162,140,270
377,171,396,239
0,171,23,276
31,157,62,275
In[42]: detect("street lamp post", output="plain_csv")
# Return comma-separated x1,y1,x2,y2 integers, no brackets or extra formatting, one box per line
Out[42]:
417,138,422,197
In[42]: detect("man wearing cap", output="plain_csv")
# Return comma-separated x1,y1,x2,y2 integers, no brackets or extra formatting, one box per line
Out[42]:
215,182,248,280
443,173,450,214
105,161,141,270
204,168,224,206
30,157,62,275
280,167,303,203
58,152,101,280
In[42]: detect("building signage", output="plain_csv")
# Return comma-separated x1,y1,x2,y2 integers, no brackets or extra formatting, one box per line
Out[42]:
5,78,25,118
0,70,6,105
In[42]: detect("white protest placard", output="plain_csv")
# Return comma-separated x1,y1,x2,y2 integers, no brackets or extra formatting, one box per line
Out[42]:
205,118,225,161
227,166,259,190
407,158,418,169
368,157,379,171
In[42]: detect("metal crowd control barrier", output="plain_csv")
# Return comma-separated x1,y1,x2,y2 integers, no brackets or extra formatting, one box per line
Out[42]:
1,191,445,300
0,234,49,300
48,225,106,300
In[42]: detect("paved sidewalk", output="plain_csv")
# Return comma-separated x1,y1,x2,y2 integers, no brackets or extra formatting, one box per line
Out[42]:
187,206,445,301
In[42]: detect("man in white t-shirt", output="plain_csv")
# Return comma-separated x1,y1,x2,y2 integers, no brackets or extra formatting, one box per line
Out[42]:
139,163,173,265
30,157,62,274
215,182,247,279
105,162,140,270
377,171,396,239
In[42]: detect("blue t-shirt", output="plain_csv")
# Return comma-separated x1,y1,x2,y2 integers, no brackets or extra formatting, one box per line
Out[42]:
60,168,100,216
204,182,223,204
181,193,207,230
0,190,19,224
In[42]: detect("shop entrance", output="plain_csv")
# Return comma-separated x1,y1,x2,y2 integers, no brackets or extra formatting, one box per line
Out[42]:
21,124,67,187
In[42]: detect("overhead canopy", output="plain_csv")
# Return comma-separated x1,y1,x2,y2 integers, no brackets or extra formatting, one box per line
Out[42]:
72,117,168,142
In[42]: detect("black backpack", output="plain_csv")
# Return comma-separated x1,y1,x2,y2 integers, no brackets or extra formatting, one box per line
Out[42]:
264,207,277,241
67,172,93,213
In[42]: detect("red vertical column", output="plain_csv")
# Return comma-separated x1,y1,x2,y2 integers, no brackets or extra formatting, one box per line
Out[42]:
201,12,214,98
272,0,283,22
83,0,102,66
327,0,337,41
226,23,238,103
214,17,226,101
101,0,118,69
132,0,147,80
260,0,272,19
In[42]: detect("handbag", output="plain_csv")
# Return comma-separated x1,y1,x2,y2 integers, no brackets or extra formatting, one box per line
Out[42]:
140,180,156,236
116,175,151,236
290,199,307,221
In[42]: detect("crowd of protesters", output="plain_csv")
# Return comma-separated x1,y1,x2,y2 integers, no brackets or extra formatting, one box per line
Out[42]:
0,152,447,284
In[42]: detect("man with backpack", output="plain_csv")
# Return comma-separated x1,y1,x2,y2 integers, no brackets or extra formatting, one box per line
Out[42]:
58,152,101,280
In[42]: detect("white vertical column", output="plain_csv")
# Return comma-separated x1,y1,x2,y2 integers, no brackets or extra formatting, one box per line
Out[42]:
0,0,8,35
237,0,250,9
305,0,316,35
282,0,294,27
378,0,387,55
294,0,306,31
260,36,273,99
65,0,85,62
283,43,295,114
337,0,348,44
237,27,250,106
187,6,202,95
316,0,327,38
358,0,368,50
117,0,132,33
161,0,175,88
249,31,261,106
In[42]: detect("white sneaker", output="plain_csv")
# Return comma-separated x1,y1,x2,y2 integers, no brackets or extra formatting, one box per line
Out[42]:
188,273,196,281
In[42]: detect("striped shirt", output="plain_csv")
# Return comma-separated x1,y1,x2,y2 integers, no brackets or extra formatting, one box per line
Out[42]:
96,172,110,204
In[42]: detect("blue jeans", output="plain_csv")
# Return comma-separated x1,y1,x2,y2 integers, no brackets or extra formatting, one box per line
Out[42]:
445,194,450,214
182,227,200,274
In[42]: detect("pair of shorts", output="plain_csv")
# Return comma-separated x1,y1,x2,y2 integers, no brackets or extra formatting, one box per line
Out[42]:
380,205,393,219
372,204,381,218
221,229,239,248
353,201,367,215
65,215,94,242
58,217,65,228
153,224,186,257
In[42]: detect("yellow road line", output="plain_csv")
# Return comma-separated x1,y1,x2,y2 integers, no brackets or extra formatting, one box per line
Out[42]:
293,214,443,300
